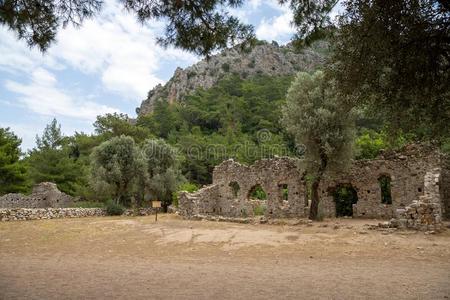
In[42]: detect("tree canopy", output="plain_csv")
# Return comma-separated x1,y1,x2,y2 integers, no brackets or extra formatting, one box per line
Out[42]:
0,0,254,56
0,127,27,194
1,0,342,56
27,119,86,195
330,0,450,140
282,71,356,219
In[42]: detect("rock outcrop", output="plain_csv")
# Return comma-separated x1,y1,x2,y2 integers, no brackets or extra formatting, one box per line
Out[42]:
137,41,328,116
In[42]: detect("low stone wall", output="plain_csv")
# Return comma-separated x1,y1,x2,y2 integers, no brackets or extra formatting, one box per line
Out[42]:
0,208,106,221
0,207,156,221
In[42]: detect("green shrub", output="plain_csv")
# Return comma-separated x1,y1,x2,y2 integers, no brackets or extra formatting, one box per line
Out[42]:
221,63,230,72
105,200,125,216
355,129,386,159
172,182,199,207
253,205,266,216
440,138,450,155
250,185,267,200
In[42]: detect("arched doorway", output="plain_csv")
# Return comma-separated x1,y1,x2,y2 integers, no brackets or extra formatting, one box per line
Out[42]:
333,184,358,217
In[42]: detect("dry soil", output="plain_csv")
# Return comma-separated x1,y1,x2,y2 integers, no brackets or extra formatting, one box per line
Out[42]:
0,214,449,299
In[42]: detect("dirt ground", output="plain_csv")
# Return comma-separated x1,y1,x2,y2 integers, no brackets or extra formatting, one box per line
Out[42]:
1,214,449,300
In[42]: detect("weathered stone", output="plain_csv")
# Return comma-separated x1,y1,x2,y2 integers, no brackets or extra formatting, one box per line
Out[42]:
0,182,74,208
0,207,155,222
179,143,449,226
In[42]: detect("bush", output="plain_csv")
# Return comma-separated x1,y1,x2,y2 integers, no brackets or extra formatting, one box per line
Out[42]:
105,200,125,216
221,63,230,72
253,205,266,216
172,182,199,207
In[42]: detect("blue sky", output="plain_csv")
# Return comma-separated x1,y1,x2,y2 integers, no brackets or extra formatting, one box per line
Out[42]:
0,0,338,151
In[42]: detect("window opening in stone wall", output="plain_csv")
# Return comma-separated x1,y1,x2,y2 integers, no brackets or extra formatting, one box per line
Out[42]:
378,175,392,204
278,184,288,200
229,181,240,198
248,184,267,200
333,185,358,217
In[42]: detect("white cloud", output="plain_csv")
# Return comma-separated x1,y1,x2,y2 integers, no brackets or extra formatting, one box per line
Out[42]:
5,68,119,121
0,29,62,74
256,10,295,42
0,0,198,102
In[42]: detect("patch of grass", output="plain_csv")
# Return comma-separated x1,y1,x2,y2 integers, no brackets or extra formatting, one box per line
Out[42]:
253,205,266,216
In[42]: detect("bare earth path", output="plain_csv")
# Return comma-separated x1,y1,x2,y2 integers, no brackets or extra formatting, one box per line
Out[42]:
1,215,449,299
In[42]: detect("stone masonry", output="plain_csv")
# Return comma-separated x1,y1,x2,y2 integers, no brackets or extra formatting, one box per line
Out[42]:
0,182,74,208
179,144,449,222
391,169,444,231
0,207,156,222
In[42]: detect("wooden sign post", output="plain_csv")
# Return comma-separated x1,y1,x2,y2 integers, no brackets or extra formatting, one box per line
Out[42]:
152,200,162,222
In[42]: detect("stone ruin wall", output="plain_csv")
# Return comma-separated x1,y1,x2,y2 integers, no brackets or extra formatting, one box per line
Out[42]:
179,144,450,220
180,157,309,218
0,182,74,208
319,144,445,219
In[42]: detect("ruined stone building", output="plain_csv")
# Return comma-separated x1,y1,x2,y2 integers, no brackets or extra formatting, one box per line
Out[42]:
0,182,74,208
179,144,450,222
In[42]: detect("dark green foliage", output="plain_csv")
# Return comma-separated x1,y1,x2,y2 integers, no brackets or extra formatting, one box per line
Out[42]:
280,0,339,46
331,0,450,140
0,0,102,51
221,63,230,72
141,139,185,209
253,204,266,215
137,75,297,184
333,185,358,217
94,113,151,143
249,185,267,200
1,0,255,56
90,135,143,206
105,199,125,215
355,128,415,160
137,101,181,139
27,119,86,195
281,185,288,200
0,127,27,194
172,182,199,207
282,71,356,220
378,175,392,205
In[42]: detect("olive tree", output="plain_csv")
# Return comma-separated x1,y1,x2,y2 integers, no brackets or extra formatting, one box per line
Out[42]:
281,71,355,220
141,139,185,210
90,135,144,206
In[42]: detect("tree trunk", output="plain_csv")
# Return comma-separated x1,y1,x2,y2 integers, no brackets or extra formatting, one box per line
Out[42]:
309,146,328,220
309,178,321,220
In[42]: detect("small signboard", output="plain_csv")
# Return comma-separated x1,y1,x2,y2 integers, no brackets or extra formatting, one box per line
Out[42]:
152,200,161,222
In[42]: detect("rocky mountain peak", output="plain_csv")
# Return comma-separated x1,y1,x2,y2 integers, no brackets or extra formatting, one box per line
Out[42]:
137,40,328,116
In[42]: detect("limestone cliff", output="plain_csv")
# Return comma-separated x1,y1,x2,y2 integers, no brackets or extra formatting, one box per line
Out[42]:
137,41,328,116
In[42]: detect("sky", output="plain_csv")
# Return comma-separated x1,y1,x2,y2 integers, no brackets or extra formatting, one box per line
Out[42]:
0,0,338,151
